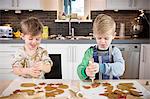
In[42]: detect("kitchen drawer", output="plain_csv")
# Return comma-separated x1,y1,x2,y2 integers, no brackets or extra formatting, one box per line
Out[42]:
0,44,23,51
0,68,17,80
0,73,17,80
0,68,13,73
0,52,14,68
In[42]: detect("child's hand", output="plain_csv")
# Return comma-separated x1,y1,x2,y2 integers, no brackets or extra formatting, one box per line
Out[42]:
27,67,41,78
85,60,99,78
33,61,44,71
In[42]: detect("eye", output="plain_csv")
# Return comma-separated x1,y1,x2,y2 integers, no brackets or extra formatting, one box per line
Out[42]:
36,38,41,41
29,38,33,40
97,37,102,40
104,37,109,40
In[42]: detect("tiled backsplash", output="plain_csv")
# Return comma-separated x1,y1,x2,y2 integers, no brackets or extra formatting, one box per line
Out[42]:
0,10,149,37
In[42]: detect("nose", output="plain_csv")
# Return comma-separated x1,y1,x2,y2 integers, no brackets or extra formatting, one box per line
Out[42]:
100,38,105,44
32,39,37,44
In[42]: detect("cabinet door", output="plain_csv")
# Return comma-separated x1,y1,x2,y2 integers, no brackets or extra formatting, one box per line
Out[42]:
40,44,47,49
0,69,17,80
0,44,23,80
73,44,93,80
91,0,106,10
106,0,132,10
0,0,41,10
0,52,14,68
18,0,41,10
0,44,23,52
0,0,16,10
139,44,150,79
41,0,58,11
0,44,23,66
47,44,72,79
132,0,150,10
0,44,23,64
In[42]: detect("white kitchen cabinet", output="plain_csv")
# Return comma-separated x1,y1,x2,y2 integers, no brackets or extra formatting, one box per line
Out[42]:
139,44,150,79
0,0,16,10
0,0,41,10
0,43,48,80
106,0,132,10
46,44,93,80
0,43,93,80
41,0,58,11
0,44,23,80
71,44,93,80
0,69,17,80
106,0,150,10
40,43,47,49
47,44,72,79
18,0,41,10
90,0,106,10
131,0,150,10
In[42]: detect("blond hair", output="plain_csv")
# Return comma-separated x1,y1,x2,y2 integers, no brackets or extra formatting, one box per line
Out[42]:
20,17,43,36
93,14,116,36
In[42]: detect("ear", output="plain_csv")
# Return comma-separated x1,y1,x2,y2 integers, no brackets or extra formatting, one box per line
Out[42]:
112,32,116,39
93,33,96,38
20,33,25,40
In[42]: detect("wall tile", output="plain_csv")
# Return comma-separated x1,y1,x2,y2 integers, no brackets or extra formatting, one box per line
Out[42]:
0,10,149,37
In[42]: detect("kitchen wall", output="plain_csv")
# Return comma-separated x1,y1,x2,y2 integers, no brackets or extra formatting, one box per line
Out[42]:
0,10,149,37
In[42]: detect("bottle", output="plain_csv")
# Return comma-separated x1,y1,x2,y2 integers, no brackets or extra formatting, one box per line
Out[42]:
61,12,66,20
42,26,49,39
119,23,125,37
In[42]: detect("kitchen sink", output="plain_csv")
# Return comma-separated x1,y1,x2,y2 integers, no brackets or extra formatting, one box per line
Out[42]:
65,36,94,40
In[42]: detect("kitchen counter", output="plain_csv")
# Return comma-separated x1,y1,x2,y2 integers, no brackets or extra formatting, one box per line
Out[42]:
0,38,150,44
0,79,150,98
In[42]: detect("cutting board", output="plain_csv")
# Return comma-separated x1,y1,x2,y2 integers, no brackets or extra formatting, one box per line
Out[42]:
1,77,71,98
80,80,150,99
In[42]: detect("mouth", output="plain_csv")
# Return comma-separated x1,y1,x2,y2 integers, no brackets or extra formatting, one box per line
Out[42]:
30,44,37,49
101,44,107,48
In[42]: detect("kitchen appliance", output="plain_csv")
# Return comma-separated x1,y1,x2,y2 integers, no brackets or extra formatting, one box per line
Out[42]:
44,54,62,79
0,26,13,38
131,17,143,38
112,44,140,79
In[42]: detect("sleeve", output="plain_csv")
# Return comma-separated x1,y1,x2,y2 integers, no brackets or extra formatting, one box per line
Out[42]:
41,49,53,67
12,48,27,68
77,48,93,80
104,47,125,77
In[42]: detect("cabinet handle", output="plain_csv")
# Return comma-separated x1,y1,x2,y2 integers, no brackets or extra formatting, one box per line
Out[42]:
129,0,132,7
74,46,77,62
17,0,19,7
72,46,76,62
10,45,22,48
68,47,71,62
142,46,145,62
12,0,15,7
71,46,74,62
133,0,136,7
0,51,14,53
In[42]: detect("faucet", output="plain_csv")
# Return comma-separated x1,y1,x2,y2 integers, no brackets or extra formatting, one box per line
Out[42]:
68,0,75,40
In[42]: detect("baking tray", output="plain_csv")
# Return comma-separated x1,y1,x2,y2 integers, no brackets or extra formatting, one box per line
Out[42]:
1,77,71,98
80,80,150,99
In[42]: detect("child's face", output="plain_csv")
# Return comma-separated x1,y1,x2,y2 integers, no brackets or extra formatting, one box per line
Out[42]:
95,34,115,50
21,34,42,50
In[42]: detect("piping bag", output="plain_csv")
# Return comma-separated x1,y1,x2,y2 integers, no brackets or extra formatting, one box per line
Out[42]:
89,58,95,84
